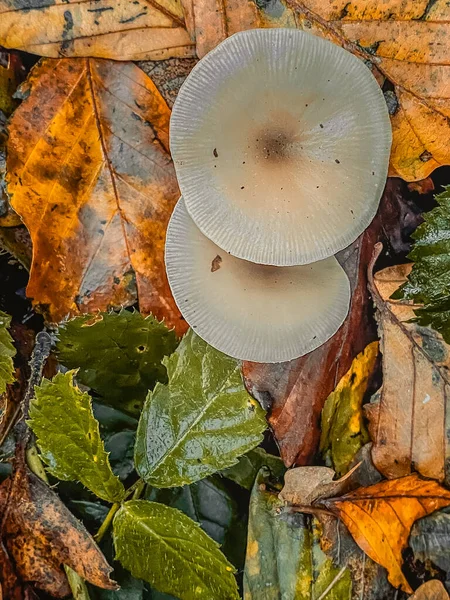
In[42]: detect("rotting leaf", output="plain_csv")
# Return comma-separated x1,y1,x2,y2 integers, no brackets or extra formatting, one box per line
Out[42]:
366,253,450,485
320,341,377,477
28,371,125,503
6,57,186,334
320,474,450,593
244,467,352,600
0,310,16,396
0,0,194,61
57,311,178,415
0,458,117,597
135,329,267,487
113,499,239,600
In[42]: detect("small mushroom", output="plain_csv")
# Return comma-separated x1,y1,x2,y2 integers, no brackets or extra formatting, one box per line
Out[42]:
170,28,392,266
165,198,351,363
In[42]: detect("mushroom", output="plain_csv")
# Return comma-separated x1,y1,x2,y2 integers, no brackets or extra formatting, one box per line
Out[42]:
170,28,392,266
165,198,351,363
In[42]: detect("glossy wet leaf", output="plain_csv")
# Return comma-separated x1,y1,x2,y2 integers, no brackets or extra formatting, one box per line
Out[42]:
57,311,178,415
113,500,239,600
6,58,185,333
222,447,286,490
0,0,194,61
29,371,125,503
0,310,15,395
320,341,377,476
244,468,352,599
366,258,450,485
135,329,266,487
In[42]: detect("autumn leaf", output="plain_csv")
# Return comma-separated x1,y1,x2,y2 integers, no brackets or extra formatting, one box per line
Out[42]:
320,341,377,476
0,0,194,61
410,581,449,600
366,251,450,485
283,0,450,181
6,58,186,333
320,474,450,593
0,310,16,396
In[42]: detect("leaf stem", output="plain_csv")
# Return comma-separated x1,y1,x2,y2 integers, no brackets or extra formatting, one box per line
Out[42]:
65,565,92,600
132,479,145,500
95,502,120,544
124,478,145,499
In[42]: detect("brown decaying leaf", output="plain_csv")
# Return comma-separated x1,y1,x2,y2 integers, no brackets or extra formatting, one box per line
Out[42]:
6,58,187,334
0,455,117,597
321,474,450,594
408,177,435,196
243,179,421,467
285,0,450,181
365,248,450,486
0,0,194,61
410,580,450,600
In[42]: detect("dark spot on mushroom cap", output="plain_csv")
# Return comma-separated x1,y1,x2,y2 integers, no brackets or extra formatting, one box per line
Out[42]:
213,148,218,158
335,159,340,164
319,123,324,128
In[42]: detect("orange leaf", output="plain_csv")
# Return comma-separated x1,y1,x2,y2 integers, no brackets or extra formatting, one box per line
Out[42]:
0,0,194,61
6,58,186,334
321,474,450,593
285,0,450,181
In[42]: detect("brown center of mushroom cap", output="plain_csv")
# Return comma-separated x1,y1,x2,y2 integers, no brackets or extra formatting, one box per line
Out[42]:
255,128,296,163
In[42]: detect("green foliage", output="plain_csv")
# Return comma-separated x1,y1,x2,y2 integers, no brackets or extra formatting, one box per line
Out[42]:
57,311,178,414
395,187,450,342
0,310,15,394
222,447,286,490
113,500,239,600
29,371,125,503
244,468,352,600
135,330,266,487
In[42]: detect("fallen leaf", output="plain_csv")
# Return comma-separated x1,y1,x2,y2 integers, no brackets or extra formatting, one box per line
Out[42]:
138,57,198,108
320,342,377,477
408,178,435,195
6,58,186,333
320,474,450,593
56,311,178,415
28,371,125,503
221,447,286,490
282,0,450,181
243,179,421,467
0,458,117,597
135,329,266,487
0,0,194,61
410,580,449,600
113,499,239,600
244,468,352,600
366,251,450,485
0,311,16,396
0,51,23,117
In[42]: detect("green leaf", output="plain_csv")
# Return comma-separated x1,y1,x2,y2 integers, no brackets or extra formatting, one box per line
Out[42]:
135,330,266,487
320,342,377,477
244,468,352,600
222,447,286,490
29,371,125,503
57,311,178,415
113,500,239,600
395,186,450,342
0,310,15,394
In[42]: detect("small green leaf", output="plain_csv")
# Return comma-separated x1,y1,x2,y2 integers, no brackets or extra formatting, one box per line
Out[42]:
57,311,178,414
396,186,450,342
135,330,266,487
113,500,239,600
222,447,286,490
0,310,15,394
29,371,125,503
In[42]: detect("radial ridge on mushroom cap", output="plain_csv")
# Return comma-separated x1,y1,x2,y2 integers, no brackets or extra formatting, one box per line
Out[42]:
165,198,351,363
170,28,392,266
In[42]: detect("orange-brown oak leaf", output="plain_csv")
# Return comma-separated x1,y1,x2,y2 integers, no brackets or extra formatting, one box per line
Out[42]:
6,58,186,334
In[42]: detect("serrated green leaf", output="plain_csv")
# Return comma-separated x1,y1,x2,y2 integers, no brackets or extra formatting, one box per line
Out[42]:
222,447,286,490
320,342,377,477
135,330,266,487
0,310,15,394
244,468,352,600
29,371,125,503
57,311,178,415
113,500,239,600
396,186,450,342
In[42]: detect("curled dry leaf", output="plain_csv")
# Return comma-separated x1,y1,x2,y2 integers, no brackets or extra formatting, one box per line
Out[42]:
366,248,450,485
0,458,117,597
410,580,450,600
6,58,186,333
0,0,194,61
285,0,450,181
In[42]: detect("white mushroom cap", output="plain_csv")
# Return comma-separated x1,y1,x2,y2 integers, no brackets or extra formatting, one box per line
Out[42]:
170,28,392,266
165,198,351,363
